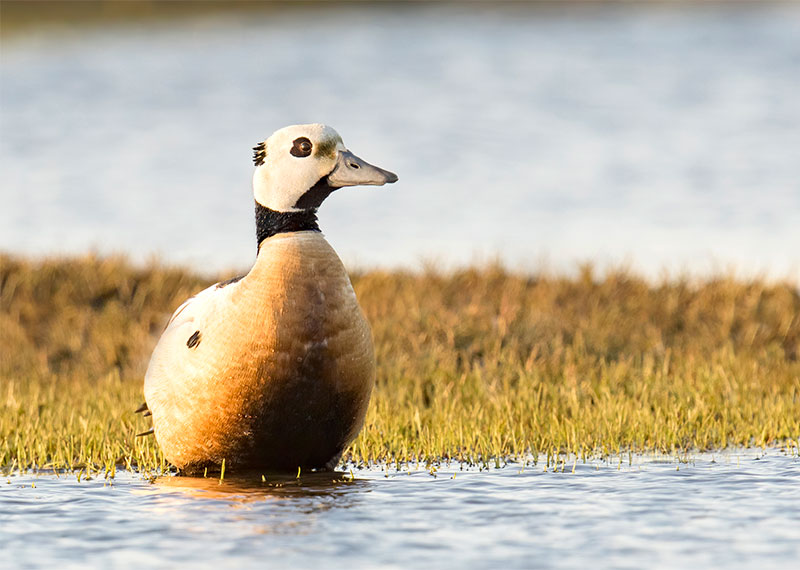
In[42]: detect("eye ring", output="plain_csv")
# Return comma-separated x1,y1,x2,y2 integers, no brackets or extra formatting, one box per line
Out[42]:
290,137,313,158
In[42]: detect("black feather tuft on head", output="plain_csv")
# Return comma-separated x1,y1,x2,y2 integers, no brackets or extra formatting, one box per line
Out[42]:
252,141,267,166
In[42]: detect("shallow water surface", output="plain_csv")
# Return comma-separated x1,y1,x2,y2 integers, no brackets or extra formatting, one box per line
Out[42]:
3,449,799,569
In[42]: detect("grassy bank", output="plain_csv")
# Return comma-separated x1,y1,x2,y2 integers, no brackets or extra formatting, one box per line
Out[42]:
1,253,799,474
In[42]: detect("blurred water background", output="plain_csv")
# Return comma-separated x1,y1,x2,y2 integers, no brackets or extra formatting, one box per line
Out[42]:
2,1,799,280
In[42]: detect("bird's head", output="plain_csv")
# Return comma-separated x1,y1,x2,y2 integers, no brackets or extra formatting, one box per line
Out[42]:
252,124,397,212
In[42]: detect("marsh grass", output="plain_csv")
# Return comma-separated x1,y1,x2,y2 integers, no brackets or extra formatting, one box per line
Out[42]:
1,253,799,474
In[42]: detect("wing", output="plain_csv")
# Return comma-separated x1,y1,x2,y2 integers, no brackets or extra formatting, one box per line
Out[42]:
143,277,245,409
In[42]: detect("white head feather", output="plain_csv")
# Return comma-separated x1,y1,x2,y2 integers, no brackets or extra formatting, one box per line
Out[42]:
252,124,346,212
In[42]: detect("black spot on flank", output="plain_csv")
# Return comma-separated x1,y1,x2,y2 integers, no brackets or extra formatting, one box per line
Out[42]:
187,330,201,349
253,141,267,166
216,275,244,289
290,137,313,158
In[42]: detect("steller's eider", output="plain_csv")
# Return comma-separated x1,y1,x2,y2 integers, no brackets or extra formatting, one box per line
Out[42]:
138,124,397,474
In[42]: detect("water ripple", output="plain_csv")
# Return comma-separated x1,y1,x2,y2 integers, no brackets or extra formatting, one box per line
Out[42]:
5,449,796,568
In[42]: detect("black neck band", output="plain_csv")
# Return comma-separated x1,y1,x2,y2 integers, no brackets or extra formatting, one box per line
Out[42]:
255,202,320,249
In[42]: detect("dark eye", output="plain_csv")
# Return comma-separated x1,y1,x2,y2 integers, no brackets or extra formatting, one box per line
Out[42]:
290,137,313,158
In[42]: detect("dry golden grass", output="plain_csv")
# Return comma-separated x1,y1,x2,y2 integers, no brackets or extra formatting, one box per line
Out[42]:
1,253,798,474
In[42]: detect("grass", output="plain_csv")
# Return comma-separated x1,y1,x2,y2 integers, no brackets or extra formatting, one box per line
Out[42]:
1,253,799,475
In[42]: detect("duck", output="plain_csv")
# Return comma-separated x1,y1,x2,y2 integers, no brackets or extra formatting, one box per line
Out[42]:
138,124,397,474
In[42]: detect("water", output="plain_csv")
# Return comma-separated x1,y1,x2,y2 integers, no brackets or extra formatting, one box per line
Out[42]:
2,449,799,569
2,4,799,279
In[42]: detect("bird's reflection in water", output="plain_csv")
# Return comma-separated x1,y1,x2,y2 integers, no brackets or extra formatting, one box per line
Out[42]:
146,470,370,504
132,470,372,536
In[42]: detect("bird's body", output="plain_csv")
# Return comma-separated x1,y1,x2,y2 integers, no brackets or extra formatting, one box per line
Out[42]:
141,124,396,473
